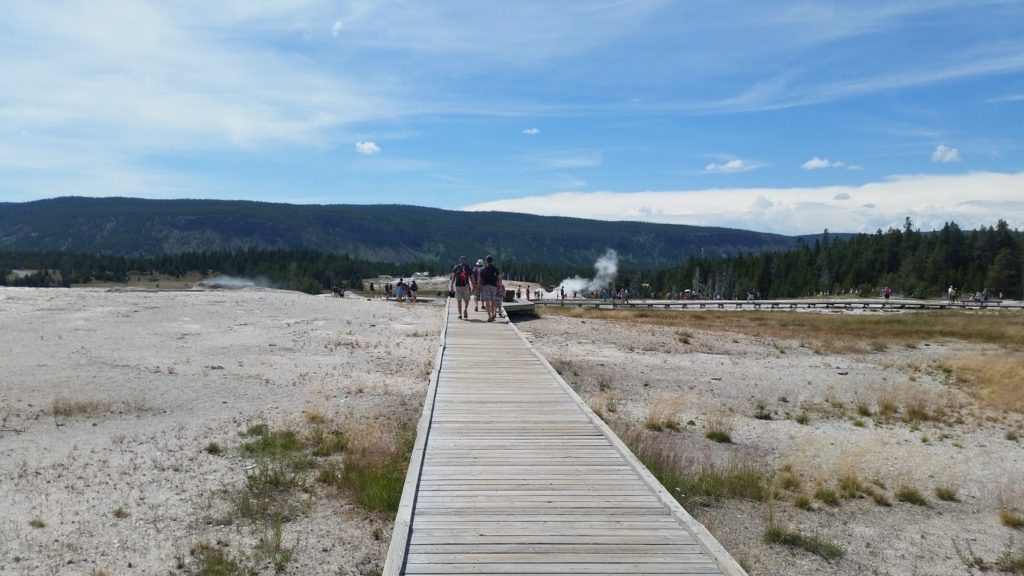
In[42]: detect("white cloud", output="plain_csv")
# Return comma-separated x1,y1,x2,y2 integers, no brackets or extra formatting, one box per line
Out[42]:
802,156,846,170
932,144,961,163
522,127,540,135
986,93,1024,103
704,159,756,173
355,141,381,155
846,164,864,171
462,171,1024,236
833,192,851,200
330,20,343,36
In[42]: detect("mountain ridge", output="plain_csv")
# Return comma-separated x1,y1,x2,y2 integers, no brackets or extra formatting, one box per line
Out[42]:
0,196,811,267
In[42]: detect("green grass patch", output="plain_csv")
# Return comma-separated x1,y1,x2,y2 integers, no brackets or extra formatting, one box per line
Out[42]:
896,485,928,506
763,524,845,560
335,421,416,513
814,487,841,506
180,542,254,576
935,486,959,502
617,424,769,506
705,430,732,443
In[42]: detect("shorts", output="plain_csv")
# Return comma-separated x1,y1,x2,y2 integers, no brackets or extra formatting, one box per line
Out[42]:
454,285,471,303
482,285,499,303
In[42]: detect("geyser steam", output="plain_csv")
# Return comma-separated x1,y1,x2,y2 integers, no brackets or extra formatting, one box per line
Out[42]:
543,248,618,298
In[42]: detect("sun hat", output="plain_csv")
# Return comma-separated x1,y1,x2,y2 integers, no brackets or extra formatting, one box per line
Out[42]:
475,259,484,266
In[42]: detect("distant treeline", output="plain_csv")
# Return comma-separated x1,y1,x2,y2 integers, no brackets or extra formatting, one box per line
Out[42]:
2,219,1021,299
643,219,1023,299
0,248,585,294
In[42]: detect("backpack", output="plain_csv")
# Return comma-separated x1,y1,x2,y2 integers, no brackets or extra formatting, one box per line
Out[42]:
480,265,498,286
455,267,468,286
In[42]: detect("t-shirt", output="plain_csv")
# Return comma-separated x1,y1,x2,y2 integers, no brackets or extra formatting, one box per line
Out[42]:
452,263,472,287
480,264,500,287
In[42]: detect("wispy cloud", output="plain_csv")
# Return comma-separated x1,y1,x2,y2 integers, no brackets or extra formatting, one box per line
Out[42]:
355,141,381,155
330,21,343,37
463,171,1024,235
535,151,602,169
932,144,961,163
704,159,757,174
522,127,541,135
986,93,1024,103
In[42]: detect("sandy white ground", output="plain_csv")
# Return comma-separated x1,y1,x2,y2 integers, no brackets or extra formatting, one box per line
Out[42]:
0,287,442,575
3,288,1022,575
518,312,1024,576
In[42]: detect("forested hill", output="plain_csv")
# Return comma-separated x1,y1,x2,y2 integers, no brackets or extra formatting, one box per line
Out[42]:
648,220,1024,299
0,196,800,267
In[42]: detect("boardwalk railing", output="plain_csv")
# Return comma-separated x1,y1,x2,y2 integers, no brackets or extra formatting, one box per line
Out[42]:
531,298,1023,311
383,300,747,576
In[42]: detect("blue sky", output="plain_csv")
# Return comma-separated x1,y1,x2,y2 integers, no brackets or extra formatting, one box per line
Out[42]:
1,0,1022,234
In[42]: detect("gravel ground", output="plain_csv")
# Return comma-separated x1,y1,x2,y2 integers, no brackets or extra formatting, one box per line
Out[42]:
3,287,1022,575
517,311,1024,576
0,287,442,576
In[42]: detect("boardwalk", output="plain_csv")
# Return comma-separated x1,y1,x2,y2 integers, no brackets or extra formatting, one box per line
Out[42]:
384,303,745,576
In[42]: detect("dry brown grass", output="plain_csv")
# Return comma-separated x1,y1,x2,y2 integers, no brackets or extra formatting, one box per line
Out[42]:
546,308,1024,354
944,353,1024,412
587,391,621,419
49,396,114,417
645,394,687,431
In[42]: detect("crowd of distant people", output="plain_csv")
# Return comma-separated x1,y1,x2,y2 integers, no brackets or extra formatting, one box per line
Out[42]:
367,278,419,302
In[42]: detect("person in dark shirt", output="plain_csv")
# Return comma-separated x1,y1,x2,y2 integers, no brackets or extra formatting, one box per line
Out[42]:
479,255,502,322
450,256,475,319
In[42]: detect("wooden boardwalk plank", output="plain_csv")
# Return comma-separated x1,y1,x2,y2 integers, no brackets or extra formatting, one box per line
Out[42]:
383,302,745,576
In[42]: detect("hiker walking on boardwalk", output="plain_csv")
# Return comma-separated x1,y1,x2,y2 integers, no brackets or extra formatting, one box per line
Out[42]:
472,258,485,313
451,256,474,320
948,285,956,304
479,255,502,322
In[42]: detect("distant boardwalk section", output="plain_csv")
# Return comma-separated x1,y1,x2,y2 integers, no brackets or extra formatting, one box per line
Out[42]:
533,297,1024,311
384,303,745,576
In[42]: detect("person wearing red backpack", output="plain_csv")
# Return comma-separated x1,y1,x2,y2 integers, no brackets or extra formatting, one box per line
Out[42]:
450,256,475,320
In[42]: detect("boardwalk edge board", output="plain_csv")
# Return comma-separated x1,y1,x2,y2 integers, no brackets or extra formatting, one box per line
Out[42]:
383,300,451,576
507,319,749,576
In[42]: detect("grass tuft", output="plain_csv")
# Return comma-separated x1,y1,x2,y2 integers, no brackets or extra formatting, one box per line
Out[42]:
1001,509,1024,529
896,485,928,506
935,486,960,502
763,524,845,560
704,414,734,443
50,396,113,417
814,487,841,507
705,430,732,443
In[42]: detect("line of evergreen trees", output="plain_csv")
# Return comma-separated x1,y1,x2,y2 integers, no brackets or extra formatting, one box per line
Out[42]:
0,248,592,294
642,219,1023,299
2,219,1021,299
